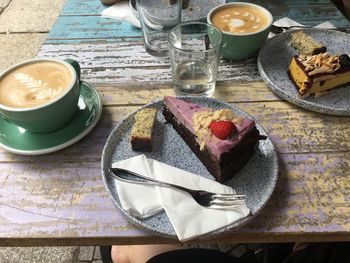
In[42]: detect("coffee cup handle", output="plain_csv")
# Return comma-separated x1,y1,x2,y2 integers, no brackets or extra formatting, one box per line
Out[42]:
64,59,81,81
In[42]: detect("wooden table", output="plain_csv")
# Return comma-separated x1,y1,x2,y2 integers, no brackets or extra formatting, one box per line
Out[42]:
1,0,349,246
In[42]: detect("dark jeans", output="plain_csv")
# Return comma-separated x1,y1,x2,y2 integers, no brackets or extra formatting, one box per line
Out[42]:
101,242,350,263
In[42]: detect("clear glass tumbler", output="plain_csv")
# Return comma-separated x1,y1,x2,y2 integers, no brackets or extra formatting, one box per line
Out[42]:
168,22,222,96
137,0,182,57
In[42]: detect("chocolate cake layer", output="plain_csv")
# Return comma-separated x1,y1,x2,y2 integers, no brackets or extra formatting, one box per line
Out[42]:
163,107,260,183
131,137,152,152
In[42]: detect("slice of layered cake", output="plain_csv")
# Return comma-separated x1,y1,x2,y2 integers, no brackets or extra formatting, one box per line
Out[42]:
130,108,157,152
163,96,263,183
288,53,350,96
290,31,327,56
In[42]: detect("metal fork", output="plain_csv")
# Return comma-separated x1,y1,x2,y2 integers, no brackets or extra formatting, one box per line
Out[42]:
107,168,246,210
270,25,349,34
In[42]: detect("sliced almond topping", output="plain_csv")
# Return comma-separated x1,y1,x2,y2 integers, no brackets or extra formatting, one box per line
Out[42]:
305,65,315,72
192,109,242,150
298,53,340,76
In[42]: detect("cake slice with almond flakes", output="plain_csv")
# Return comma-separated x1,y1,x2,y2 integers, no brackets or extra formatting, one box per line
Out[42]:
288,53,350,96
162,96,263,183
288,31,350,96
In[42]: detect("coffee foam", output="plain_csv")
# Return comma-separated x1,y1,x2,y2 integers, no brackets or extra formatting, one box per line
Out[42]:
212,5,269,34
0,61,72,108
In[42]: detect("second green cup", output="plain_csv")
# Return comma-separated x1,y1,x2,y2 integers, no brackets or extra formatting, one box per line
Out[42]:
207,2,273,61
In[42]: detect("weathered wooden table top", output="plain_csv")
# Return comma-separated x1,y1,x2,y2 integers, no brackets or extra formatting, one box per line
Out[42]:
1,0,349,246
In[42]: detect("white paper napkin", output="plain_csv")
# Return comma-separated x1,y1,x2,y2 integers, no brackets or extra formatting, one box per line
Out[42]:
269,17,337,38
101,1,141,28
274,17,336,29
112,154,250,241
273,17,304,27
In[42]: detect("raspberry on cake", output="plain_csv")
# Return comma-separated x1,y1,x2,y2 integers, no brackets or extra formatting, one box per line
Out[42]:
130,108,157,152
163,96,263,183
288,53,350,96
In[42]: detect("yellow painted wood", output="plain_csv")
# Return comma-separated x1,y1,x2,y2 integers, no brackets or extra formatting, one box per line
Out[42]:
0,152,349,245
1,96,349,162
97,81,280,106
95,84,350,154
239,101,350,154
242,152,350,232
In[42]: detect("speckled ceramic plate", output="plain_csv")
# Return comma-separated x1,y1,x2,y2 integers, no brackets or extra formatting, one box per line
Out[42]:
101,97,278,240
258,28,350,116
0,82,102,155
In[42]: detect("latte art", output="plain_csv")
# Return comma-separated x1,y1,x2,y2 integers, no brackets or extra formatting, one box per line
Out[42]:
0,61,72,108
14,72,63,100
212,6,269,34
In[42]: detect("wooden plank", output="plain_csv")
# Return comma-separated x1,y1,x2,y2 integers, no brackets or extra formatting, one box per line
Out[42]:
0,100,349,162
0,161,147,245
239,151,350,235
43,37,143,44
61,0,105,15
241,101,350,154
37,42,261,84
37,42,171,67
254,0,350,26
95,82,279,104
76,64,261,84
1,152,349,245
47,12,349,43
37,42,257,68
47,16,141,40
60,0,341,16
46,0,348,42
59,0,350,28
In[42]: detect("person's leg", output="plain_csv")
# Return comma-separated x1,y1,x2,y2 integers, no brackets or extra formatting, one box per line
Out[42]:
111,244,181,263
100,246,112,263
147,248,250,263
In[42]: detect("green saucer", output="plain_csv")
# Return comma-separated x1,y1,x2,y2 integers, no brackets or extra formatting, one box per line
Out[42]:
0,82,102,155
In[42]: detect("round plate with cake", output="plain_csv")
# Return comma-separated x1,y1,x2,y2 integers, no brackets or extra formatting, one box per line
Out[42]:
101,97,278,240
258,28,350,116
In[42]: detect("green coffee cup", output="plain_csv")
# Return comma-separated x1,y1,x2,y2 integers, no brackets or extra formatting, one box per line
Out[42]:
0,58,81,133
207,2,273,61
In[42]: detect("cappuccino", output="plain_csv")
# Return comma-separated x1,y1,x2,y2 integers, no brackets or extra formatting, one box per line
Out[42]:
211,5,269,34
0,61,72,108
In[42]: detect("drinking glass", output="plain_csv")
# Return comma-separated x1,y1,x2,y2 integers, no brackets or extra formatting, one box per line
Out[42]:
137,0,182,57
168,22,222,96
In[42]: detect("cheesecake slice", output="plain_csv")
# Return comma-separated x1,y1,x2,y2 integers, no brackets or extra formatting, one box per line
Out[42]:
288,53,350,96
163,96,263,183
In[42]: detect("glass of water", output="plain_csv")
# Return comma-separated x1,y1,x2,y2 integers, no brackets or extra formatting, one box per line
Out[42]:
137,0,182,57
168,22,222,96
